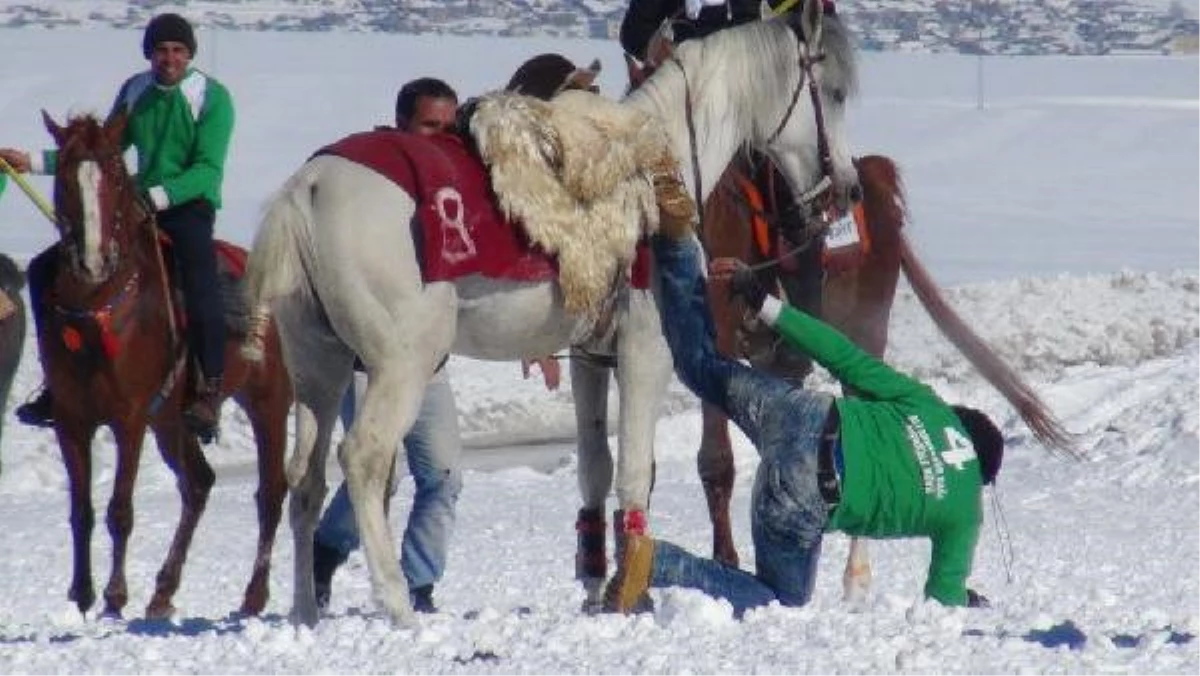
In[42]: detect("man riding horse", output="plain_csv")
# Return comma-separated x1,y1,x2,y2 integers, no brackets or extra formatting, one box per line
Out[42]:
1,13,234,442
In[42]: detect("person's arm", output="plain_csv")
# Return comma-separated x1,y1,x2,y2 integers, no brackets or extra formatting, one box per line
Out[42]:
721,258,925,400
153,80,234,209
621,0,676,61
766,298,929,401
924,523,979,607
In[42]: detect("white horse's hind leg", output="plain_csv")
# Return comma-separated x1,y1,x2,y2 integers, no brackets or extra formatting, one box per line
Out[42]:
288,398,336,627
843,536,872,603
342,282,457,627
275,298,355,627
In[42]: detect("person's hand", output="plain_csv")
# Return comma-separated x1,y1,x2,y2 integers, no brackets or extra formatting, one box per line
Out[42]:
966,588,991,608
521,356,561,391
710,258,768,314
0,148,31,173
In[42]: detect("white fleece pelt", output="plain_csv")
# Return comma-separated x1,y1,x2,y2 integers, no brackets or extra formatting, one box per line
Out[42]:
469,90,679,316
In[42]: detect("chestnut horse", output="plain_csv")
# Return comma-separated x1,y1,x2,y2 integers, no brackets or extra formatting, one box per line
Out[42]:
38,111,291,619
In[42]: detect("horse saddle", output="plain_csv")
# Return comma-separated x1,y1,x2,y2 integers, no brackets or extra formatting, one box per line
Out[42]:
157,235,252,336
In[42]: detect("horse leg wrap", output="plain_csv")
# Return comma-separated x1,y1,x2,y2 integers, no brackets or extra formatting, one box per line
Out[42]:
575,508,607,580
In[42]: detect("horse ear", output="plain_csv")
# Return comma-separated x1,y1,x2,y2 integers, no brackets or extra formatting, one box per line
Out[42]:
42,109,65,147
104,109,129,148
795,0,824,51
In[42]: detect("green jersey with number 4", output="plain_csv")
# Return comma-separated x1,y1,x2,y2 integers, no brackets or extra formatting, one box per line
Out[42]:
769,305,983,606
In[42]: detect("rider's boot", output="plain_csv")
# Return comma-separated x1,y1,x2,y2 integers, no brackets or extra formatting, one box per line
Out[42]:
184,376,223,444
313,539,347,610
611,508,654,613
16,388,55,428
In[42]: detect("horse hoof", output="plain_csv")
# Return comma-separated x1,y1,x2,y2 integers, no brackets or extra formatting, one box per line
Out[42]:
69,587,96,615
239,599,266,617
145,601,176,620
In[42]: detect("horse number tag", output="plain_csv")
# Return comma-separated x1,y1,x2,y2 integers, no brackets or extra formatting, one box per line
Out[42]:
823,210,860,249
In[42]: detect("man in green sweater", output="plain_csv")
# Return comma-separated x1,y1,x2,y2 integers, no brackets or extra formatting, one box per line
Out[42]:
604,233,1002,616
0,13,234,442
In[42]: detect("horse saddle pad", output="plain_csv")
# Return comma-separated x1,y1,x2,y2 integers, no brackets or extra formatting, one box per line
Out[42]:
157,236,251,335
314,129,649,288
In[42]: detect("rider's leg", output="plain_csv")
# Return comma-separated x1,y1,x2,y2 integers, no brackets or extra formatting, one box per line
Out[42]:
15,246,59,427
156,199,225,440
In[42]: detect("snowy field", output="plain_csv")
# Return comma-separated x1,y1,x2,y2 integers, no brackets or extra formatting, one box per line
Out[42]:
0,27,1196,675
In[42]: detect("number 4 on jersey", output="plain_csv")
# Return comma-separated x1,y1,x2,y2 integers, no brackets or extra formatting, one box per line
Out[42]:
941,426,977,470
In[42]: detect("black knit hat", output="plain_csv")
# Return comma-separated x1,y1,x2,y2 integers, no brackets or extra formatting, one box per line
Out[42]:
142,13,197,59
952,406,1005,485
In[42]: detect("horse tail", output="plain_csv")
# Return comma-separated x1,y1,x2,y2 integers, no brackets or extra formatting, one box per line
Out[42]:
242,162,320,363
897,232,1081,459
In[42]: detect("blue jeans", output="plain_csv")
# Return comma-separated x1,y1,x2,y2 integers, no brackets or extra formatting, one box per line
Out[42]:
650,235,834,616
315,367,463,589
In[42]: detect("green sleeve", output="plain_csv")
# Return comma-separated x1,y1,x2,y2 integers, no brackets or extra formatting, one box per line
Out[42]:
40,149,58,175
771,304,928,401
161,82,234,206
923,523,979,606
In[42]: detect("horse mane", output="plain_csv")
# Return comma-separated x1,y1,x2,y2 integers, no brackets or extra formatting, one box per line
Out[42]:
624,12,858,170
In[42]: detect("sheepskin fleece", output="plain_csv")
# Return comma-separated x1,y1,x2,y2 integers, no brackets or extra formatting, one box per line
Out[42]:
469,90,674,315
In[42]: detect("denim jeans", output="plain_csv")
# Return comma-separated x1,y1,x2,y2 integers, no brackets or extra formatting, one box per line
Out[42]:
315,367,463,589
649,235,834,616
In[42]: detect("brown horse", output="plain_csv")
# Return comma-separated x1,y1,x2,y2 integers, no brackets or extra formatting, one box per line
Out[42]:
39,111,292,619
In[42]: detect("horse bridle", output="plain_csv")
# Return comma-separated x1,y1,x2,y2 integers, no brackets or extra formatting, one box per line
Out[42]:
54,145,151,284
671,17,840,261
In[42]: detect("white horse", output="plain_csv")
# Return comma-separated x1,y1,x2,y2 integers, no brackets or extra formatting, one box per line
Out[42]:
244,0,860,627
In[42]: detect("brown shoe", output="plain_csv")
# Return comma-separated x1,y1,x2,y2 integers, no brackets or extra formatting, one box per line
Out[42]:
603,532,655,614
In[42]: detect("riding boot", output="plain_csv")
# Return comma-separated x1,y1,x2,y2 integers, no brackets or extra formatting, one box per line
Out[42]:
313,539,347,610
611,509,654,613
15,388,55,428
575,508,606,614
184,376,223,444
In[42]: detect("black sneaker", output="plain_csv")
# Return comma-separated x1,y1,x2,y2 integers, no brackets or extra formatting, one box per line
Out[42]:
313,540,347,610
411,584,438,614
16,389,54,428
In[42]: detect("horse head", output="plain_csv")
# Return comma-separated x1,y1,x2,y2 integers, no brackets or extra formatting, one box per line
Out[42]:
765,0,861,215
42,110,148,285
624,0,860,221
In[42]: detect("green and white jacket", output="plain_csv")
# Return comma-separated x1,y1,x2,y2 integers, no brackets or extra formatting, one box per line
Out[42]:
759,296,984,606
33,68,234,211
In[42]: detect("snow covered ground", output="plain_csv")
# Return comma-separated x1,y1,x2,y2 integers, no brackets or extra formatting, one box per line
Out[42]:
0,28,1196,675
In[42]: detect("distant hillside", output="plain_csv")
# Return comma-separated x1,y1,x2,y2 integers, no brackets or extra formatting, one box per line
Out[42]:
0,0,1195,54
